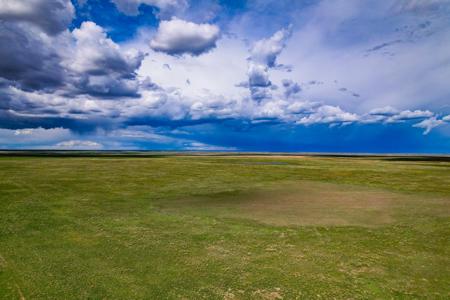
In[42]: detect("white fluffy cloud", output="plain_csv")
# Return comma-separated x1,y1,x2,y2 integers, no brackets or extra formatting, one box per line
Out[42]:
386,110,433,123
184,142,236,151
250,26,292,67
54,140,103,149
413,117,444,135
247,27,292,100
369,106,399,116
296,105,359,125
150,18,220,56
69,21,145,97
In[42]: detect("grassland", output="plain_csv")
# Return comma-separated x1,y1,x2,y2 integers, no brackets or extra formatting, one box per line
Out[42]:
0,153,449,299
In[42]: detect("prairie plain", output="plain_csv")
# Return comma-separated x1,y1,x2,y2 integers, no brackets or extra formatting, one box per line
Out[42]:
0,153,449,299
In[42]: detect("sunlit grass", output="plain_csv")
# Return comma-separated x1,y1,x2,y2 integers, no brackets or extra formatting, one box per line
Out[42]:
0,154,449,299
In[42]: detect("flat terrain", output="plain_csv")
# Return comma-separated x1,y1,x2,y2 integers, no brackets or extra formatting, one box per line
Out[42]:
0,153,449,299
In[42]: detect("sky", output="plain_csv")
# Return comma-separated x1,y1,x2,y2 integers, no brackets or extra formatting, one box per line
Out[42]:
0,0,449,152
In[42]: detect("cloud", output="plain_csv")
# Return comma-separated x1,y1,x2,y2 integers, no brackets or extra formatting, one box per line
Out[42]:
69,21,145,97
362,107,439,128
0,0,449,151
184,142,237,151
274,0,450,113
296,105,359,125
250,26,292,67
0,127,72,148
0,23,66,91
366,39,403,53
248,64,270,87
150,18,220,56
0,0,74,35
105,126,238,150
247,26,293,100
391,0,449,13
386,109,433,122
0,3,73,92
111,0,187,18
282,79,301,98
369,106,399,116
0,17,144,97
413,117,444,135
14,128,33,135
54,140,103,149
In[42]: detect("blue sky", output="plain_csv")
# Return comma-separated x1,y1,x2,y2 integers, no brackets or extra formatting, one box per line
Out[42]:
0,0,449,152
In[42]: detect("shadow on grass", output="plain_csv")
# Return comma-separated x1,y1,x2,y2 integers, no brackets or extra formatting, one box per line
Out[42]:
314,154,450,163
382,156,450,163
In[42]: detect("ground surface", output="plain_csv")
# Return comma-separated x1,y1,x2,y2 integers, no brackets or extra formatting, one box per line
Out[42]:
0,153,449,299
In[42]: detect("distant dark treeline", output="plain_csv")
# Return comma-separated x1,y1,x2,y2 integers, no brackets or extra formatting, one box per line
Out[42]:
0,150,449,162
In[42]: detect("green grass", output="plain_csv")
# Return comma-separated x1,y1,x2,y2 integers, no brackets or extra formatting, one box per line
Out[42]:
0,154,449,299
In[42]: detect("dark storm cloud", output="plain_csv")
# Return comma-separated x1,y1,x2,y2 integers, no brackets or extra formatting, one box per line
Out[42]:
0,23,65,91
0,0,74,36
0,18,144,98
0,0,72,92
110,0,188,19
0,109,100,133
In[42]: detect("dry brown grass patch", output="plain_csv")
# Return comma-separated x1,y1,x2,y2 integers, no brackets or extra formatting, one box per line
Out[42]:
164,181,449,227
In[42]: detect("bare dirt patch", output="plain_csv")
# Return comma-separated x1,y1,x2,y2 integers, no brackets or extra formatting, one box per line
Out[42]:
165,181,449,227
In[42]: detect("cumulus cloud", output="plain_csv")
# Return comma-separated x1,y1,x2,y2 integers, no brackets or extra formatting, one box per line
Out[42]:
0,15,145,97
248,64,270,87
0,0,74,35
296,105,359,125
69,21,145,97
369,106,399,116
0,23,66,91
250,26,292,67
111,0,187,18
386,109,433,122
0,1,74,91
247,27,293,100
150,18,220,56
362,107,440,127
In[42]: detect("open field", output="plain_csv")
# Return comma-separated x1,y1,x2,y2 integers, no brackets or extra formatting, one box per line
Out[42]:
0,153,449,299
